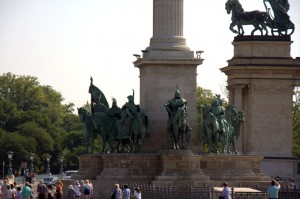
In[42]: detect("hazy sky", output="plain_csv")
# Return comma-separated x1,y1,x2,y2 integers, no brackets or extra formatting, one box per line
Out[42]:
0,0,299,109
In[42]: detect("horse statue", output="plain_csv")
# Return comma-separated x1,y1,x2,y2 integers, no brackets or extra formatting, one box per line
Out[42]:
165,86,192,150
201,95,244,154
225,0,269,36
202,105,219,153
170,106,190,150
92,111,118,153
225,105,245,154
116,90,150,153
77,107,97,154
130,109,150,153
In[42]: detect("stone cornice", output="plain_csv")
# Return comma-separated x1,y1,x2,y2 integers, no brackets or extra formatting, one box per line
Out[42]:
133,58,203,68
139,64,197,75
227,57,300,66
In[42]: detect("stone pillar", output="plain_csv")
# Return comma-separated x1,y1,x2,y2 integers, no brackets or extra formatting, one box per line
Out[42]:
149,0,189,52
221,36,300,158
134,0,203,152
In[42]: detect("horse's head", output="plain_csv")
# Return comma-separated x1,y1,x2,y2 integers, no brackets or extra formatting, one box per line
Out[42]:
77,107,89,122
225,0,233,14
225,0,243,14
206,112,220,131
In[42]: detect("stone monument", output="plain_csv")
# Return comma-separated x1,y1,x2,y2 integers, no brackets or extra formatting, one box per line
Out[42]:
222,0,300,178
133,0,203,152
71,1,274,197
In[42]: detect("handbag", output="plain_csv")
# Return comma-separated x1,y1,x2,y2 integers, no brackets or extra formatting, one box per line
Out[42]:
218,196,224,199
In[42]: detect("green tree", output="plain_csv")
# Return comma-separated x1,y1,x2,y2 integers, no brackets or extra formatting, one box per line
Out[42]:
292,87,300,157
0,73,84,175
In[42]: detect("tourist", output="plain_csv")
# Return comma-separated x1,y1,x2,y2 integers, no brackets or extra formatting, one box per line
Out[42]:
22,182,32,199
79,180,85,199
83,180,92,199
288,178,295,190
55,181,63,199
16,186,22,199
6,184,15,199
133,187,141,199
37,180,47,199
111,184,122,199
73,181,81,197
28,184,36,199
47,186,54,199
267,180,280,199
1,180,8,199
66,185,76,199
122,184,130,199
221,182,231,199
87,180,93,198
10,183,17,198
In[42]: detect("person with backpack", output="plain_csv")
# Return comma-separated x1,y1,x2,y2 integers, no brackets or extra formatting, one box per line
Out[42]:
83,180,92,199
111,184,122,199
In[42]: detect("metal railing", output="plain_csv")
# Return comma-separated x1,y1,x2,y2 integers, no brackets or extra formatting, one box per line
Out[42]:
116,182,300,199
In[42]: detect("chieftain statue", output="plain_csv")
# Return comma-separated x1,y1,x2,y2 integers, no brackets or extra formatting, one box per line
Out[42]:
78,77,149,153
201,94,245,154
165,85,192,150
225,0,294,36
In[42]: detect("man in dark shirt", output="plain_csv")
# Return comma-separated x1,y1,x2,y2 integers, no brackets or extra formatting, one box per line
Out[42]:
37,180,48,199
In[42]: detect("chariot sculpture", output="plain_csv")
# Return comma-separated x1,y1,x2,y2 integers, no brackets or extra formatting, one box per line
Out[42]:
225,0,295,36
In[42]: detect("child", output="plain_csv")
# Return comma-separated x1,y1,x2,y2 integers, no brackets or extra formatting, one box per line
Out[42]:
16,186,22,199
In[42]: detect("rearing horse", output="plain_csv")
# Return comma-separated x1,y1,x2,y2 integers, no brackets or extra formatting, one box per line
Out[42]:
225,0,269,36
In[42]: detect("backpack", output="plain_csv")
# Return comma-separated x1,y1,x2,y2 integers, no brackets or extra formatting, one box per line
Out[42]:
84,185,91,195
111,190,116,199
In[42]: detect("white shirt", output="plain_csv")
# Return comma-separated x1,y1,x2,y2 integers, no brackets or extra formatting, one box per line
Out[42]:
134,190,141,199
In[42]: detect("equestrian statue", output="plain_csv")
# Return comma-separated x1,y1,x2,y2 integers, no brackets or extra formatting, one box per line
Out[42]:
78,77,149,153
165,85,192,150
201,94,245,154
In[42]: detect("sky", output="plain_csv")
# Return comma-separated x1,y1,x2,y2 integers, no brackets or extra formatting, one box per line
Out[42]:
0,0,299,109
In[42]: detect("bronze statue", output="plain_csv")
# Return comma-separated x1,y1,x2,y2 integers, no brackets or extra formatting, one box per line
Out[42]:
79,78,149,153
77,107,95,154
225,0,294,36
264,0,294,35
201,95,244,154
117,90,149,153
165,85,191,150
225,0,269,36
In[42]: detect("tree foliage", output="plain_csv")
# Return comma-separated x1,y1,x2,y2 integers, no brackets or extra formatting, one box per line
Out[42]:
292,87,300,157
0,73,84,175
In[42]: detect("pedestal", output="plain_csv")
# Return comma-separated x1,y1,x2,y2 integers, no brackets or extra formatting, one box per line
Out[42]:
201,155,269,181
154,150,209,185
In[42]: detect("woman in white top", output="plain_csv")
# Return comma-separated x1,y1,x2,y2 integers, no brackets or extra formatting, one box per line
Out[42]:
133,187,141,199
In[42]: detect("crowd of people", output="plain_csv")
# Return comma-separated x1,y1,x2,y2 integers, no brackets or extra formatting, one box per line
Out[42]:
0,178,94,199
0,179,36,199
111,184,141,199
0,176,297,199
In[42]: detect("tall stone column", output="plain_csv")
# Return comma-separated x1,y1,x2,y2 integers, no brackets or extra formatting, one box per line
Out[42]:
148,0,189,52
134,0,203,152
